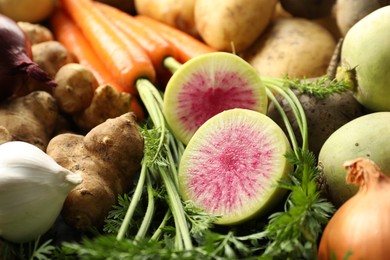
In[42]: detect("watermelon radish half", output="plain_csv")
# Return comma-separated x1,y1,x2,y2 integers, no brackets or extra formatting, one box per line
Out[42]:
178,108,292,225
163,52,268,145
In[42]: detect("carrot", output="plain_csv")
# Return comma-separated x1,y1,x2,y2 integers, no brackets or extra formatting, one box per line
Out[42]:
95,2,178,76
134,15,217,64
50,8,145,121
50,9,113,89
59,0,156,95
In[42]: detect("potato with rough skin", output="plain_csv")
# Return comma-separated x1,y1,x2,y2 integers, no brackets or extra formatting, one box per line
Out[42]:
53,63,97,114
17,22,53,45
0,91,58,150
72,84,133,133
134,0,199,37
46,112,144,230
0,0,56,23
195,0,277,52
335,0,390,36
243,18,336,79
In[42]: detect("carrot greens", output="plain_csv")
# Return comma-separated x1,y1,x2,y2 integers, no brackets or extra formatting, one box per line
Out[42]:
262,75,351,100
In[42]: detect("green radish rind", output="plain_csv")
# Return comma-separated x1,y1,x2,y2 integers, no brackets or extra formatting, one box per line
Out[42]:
178,108,292,225
338,6,390,111
164,52,268,145
318,112,390,207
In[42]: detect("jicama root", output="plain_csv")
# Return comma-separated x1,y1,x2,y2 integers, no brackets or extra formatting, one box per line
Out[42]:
0,91,59,150
46,112,144,230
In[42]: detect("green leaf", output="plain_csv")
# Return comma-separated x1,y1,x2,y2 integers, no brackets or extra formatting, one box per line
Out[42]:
287,75,351,99
30,239,55,260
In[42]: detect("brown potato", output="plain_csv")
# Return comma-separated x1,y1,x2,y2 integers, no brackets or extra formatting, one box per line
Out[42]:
0,0,56,23
134,0,198,37
243,18,337,79
335,0,389,36
195,0,277,53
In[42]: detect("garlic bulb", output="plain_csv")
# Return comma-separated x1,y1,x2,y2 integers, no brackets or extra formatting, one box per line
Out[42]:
0,141,82,243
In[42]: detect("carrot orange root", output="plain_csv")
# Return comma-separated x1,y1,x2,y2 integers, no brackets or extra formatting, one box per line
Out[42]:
50,9,113,89
95,2,178,76
50,8,146,121
60,0,156,95
134,15,217,64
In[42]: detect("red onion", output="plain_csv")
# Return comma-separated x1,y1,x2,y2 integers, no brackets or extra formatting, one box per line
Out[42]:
0,13,56,100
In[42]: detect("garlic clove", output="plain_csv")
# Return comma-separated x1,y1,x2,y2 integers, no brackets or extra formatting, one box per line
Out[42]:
0,141,82,243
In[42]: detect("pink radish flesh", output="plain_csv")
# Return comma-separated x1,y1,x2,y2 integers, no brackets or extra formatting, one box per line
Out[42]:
164,52,268,146
177,71,259,132
179,108,291,225
185,124,274,214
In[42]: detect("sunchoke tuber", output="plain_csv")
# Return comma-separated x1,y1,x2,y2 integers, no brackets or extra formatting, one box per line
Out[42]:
72,84,133,133
46,112,144,230
53,63,97,114
0,91,58,150
17,21,54,45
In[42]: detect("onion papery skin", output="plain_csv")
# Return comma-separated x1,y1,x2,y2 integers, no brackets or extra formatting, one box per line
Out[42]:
318,158,390,260
0,13,56,100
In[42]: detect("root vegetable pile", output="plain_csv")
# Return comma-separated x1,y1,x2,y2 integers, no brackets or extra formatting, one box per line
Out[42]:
1,1,389,259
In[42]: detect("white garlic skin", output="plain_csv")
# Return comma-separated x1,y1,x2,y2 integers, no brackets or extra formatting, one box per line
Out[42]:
0,141,82,243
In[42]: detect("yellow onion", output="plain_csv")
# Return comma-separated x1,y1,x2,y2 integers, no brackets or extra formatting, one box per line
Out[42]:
318,158,390,259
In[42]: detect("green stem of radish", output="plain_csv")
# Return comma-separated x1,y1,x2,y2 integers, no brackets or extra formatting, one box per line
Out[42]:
135,173,155,241
265,88,300,157
262,77,309,153
137,79,166,161
150,210,171,241
116,159,147,241
166,141,180,187
285,87,308,152
136,78,193,251
163,56,183,74
159,167,193,250
262,78,304,139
